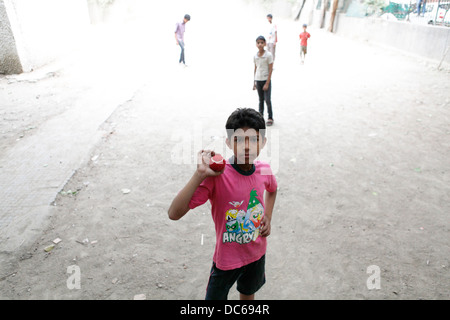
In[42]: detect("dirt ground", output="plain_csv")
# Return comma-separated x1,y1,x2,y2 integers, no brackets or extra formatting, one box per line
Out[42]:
1,4,449,300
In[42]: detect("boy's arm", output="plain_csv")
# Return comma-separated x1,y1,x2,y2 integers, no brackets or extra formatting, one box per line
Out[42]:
174,23,179,45
263,63,273,91
253,64,257,90
168,171,204,220
260,189,277,237
168,150,223,220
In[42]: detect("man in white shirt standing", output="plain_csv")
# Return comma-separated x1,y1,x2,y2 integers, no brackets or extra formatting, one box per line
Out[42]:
266,14,277,62
253,36,274,126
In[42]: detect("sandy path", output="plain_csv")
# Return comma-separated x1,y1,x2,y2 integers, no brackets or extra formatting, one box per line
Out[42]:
0,3,449,300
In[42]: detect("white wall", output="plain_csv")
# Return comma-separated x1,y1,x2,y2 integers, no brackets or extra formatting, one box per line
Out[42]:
333,13,450,65
1,0,90,74
301,4,450,66
0,0,22,74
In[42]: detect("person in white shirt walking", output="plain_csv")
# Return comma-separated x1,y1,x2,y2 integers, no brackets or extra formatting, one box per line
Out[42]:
266,14,277,62
174,14,190,66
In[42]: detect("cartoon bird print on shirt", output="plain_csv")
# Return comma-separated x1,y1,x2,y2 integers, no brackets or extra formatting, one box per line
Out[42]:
241,189,264,233
225,209,241,233
229,200,244,208
225,189,264,240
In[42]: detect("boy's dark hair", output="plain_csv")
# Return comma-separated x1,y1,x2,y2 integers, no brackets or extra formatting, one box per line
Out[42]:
256,35,266,43
267,14,273,18
226,108,266,139
184,14,191,21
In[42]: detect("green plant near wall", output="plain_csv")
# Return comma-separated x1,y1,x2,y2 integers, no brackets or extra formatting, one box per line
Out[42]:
90,0,115,8
364,0,388,16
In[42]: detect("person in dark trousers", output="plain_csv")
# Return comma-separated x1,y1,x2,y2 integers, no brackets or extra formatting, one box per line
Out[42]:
253,36,274,126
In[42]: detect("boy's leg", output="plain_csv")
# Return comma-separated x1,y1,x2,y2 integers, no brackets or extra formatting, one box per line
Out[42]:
264,83,273,120
236,255,266,299
256,81,265,117
268,43,275,61
239,293,255,300
179,40,185,64
205,263,240,300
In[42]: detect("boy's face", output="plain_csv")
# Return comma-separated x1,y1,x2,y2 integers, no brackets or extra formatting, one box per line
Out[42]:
256,40,265,50
226,127,266,165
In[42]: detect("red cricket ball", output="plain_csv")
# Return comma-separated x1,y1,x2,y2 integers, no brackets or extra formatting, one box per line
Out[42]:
209,154,226,172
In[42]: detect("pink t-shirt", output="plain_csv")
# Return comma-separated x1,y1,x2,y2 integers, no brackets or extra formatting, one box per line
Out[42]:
189,159,278,270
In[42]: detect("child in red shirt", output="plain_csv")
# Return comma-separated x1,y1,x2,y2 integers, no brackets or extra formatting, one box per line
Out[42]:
299,24,311,64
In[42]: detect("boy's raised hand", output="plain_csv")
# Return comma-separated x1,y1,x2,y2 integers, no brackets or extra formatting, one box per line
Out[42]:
196,150,224,179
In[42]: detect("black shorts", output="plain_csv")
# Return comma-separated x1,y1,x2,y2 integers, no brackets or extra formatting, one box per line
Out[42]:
205,255,266,300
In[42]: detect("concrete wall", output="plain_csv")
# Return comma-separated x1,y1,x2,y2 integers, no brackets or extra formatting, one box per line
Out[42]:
306,6,450,66
0,0,90,74
333,13,450,65
0,0,22,74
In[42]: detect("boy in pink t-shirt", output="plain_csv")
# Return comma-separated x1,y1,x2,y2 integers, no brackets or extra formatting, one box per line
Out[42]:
168,108,278,300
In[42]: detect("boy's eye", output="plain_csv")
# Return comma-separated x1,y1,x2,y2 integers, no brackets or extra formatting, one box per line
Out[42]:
235,136,245,143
